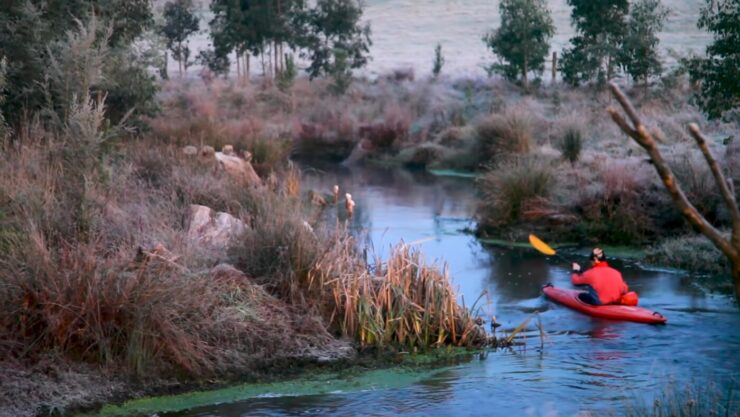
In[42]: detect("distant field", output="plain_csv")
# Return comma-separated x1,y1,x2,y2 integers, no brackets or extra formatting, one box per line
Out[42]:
177,0,711,78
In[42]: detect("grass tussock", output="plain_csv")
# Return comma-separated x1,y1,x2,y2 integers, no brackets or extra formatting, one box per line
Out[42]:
477,156,554,227
309,240,486,349
476,107,536,164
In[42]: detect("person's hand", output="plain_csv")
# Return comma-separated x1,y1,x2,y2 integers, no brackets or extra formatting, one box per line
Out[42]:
572,263,581,273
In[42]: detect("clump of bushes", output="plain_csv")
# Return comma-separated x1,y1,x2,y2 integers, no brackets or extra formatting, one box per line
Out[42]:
645,234,729,276
477,156,554,227
573,159,656,244
476,108,535,164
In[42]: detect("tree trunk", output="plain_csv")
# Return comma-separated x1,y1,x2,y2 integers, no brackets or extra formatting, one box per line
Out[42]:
522,57,528,89
246,54,250,83
274,42,279,76
551,52,557,83
236,51,241,82
178,41,183,77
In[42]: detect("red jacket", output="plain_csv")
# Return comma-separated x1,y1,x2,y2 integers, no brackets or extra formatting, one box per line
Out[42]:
571,262,629,304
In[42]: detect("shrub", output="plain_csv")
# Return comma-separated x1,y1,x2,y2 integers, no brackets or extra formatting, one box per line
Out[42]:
645,234,729,276
277,54,298,93
557,127,583,165
575,159,656,244
228,190,323,299
477,156,553,227
476,109,534,164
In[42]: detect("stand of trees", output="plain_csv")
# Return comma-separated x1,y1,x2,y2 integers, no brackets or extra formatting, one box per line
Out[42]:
207,0,371,88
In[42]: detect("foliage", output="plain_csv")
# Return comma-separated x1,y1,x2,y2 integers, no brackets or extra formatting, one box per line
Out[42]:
432,43,444,78
197,49,230,76
161,0,200,77
277,54,298,93
209,0,306,74
0,0,154,126
300,0,372,79
329,48,354,94
0,58,9,144
620,0,670,86
101,49,160,124
483,0,554,86
689,0,740,119
560,0,628,85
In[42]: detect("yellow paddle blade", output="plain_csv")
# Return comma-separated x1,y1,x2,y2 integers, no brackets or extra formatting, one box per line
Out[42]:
529,234,556,256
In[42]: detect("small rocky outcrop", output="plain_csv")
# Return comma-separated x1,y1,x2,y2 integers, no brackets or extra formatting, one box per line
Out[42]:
188,205,247,251
214,149,262,186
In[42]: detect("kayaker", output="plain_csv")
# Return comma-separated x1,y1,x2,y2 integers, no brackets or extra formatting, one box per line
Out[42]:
571,248,629,305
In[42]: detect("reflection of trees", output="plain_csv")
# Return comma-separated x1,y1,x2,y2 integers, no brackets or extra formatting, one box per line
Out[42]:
485,247,554,301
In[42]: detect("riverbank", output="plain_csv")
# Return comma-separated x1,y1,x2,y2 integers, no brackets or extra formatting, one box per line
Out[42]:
0,126,489,417
151,74,737,246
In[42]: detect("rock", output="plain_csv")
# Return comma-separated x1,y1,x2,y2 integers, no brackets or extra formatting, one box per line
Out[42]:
200,145,215,158
188,205,247,251
214,152,262,186
222,144,234,155
183,145,198,156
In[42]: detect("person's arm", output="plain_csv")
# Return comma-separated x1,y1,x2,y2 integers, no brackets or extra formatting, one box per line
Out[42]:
571,263,590,285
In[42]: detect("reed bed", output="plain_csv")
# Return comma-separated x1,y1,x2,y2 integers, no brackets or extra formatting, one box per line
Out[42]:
310,239,486,349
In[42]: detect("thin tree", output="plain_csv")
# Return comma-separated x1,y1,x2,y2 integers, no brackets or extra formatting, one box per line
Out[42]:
607,82,740,301
300,0,372,80
560,0,628,85
161,0,200,77
619,0,669,89
484,0,554,88
432,43,444,78
689,0,740,119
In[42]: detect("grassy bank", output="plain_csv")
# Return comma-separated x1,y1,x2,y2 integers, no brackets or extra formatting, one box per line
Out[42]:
0,85,494,415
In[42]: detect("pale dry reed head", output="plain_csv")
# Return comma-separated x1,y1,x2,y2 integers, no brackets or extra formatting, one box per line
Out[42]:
344,193,355,217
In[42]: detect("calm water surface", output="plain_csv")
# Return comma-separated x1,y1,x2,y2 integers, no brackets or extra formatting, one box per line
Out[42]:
169,165,738,417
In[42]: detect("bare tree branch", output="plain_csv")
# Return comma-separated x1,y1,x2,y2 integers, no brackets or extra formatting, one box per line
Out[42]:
609,83,643,129
608,82,737,261
688,123,740,237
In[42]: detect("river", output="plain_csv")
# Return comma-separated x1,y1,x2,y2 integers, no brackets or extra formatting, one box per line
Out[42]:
161,164,738,417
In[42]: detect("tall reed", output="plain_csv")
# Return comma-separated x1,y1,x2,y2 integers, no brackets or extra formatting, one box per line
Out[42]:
310,239,486,349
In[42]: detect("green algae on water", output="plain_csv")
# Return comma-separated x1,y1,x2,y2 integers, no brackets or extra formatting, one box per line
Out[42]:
428,169,476,179
76,367,454,417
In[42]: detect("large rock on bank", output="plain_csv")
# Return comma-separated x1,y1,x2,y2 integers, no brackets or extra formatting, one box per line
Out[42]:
188,205,247,251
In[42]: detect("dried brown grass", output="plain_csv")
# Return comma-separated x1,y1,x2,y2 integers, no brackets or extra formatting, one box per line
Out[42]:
309,239,486,349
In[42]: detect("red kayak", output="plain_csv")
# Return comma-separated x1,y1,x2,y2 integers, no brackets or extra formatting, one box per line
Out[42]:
543,285,667,324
